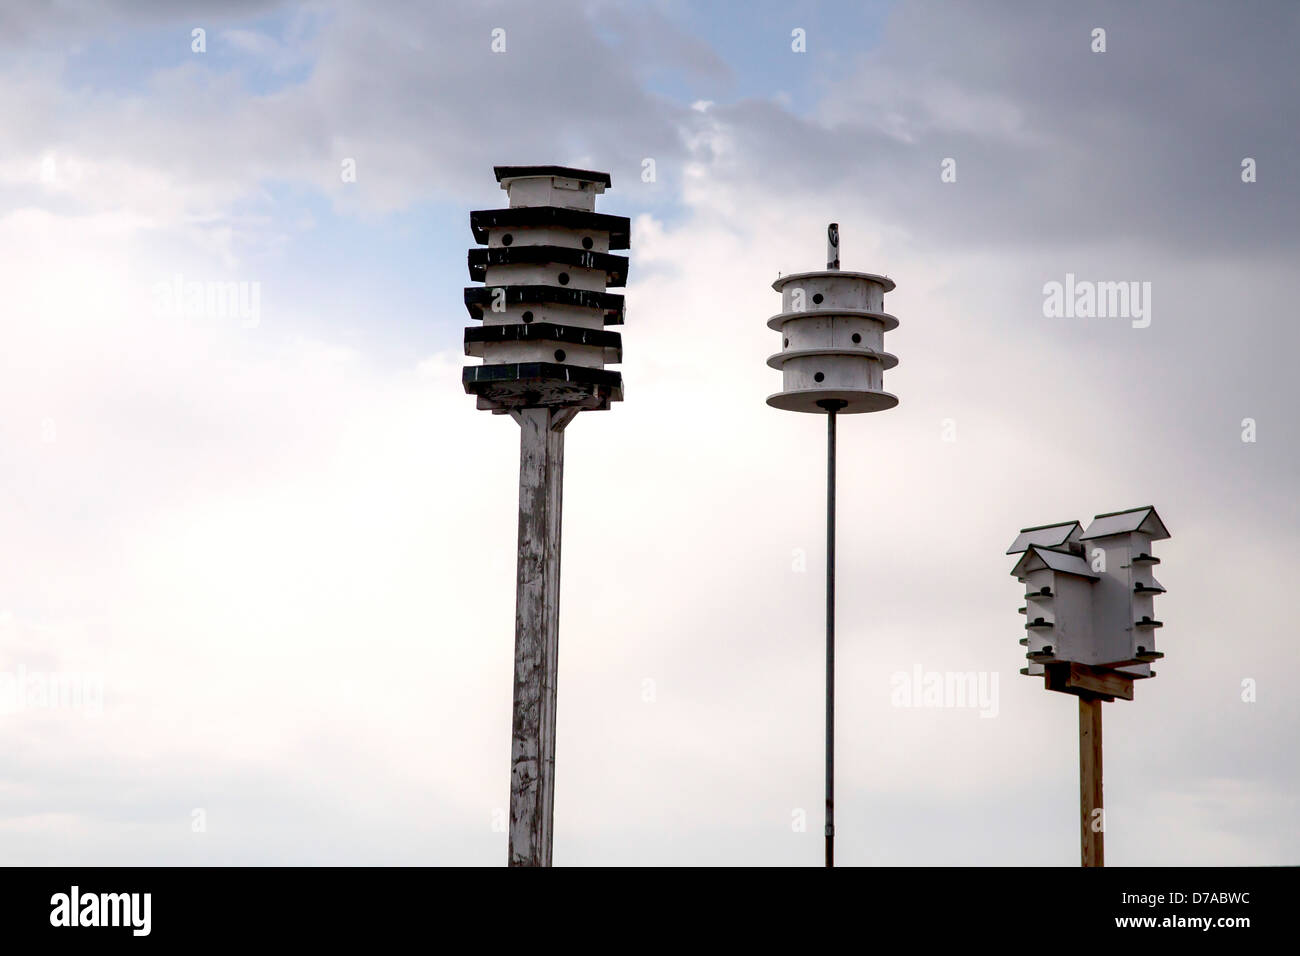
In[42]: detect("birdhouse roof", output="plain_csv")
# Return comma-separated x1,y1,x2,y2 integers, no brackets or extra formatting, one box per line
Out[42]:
470,207,631,248
765,388,899,415
766,309,900,333
1006,520,1082,555
464,322,623,363
467,245,628,286
766,347,898,372
462,361,623,412
493,165,612,187
771,271,896,293
1081,506,1170,541
463,285,625,324
1010,545,1098,580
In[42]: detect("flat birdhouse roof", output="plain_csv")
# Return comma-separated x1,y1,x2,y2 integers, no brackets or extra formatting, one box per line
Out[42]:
1081,506,1170,541
467,245,628,286
493,165,613,187
1006,520,1082,555
469,207,631,248
463,285,625,324
771,270,896,293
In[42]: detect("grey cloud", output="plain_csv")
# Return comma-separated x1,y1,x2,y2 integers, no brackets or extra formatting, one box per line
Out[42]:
703,0,1300,254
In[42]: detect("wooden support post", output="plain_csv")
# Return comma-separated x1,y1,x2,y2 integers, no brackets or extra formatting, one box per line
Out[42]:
1078,697,1104,867
508,406,569,867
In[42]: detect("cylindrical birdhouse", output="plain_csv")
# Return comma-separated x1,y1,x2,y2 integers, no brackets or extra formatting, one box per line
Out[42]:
763,224,900,867
766,224,899,414
463,165,630,413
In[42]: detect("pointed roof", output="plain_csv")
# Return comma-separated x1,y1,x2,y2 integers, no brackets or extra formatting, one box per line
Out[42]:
1006,520,1083,555
1010,544,1099,580
1081,506,1170,541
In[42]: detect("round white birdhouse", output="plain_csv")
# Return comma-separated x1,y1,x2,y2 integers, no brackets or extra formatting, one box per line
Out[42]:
766,225,899,414
463,165,629,413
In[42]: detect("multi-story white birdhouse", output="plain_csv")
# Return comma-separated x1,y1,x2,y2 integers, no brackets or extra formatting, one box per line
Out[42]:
1080,506,1170,670
1007,507,1169,684
463,165,630,413
1007,522,1096,675
766,225,899,414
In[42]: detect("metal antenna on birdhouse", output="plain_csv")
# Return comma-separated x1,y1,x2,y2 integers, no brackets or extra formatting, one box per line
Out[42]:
462,165,629,867
1006,506,1171,866
765,225,900,867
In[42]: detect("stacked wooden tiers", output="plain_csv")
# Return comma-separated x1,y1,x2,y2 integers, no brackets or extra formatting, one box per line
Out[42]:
463,166,630,413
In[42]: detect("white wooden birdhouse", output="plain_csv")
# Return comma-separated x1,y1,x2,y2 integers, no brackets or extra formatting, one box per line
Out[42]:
1080,506,1170,670
1007,507,1170,682
766,224,899,414
463,165,630,413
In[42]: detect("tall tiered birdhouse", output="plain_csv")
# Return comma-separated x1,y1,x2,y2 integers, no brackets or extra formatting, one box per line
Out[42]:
460,165,630,867
1080,507,1170,670
1007,506,1170,690
463,165,630,414
1007,521,1092,676
766,224,899,414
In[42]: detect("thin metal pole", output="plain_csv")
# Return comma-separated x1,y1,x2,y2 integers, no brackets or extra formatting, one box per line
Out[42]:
822,222,841,868
825,404,839,867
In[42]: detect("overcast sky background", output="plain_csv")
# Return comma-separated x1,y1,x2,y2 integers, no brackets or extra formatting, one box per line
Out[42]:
1,0,1296,865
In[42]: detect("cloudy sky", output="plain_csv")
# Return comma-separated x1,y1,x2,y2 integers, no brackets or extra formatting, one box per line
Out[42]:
1,0,1296,865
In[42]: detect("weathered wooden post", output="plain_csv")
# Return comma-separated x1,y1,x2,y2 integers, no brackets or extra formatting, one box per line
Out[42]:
462,165,630,866
1006,506,1171,866
765,225,900,867
1078,696,1104,867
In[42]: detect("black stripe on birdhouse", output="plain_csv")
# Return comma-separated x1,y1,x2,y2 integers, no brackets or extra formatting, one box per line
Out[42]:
464,323,622,362
462,362,624,411
463,285,625,324
470,208,631,248
467,246,629,286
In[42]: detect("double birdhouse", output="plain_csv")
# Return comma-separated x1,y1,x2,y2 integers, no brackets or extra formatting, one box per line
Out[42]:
1007,506,1170,691
766,224,899,414
462,165,630,413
